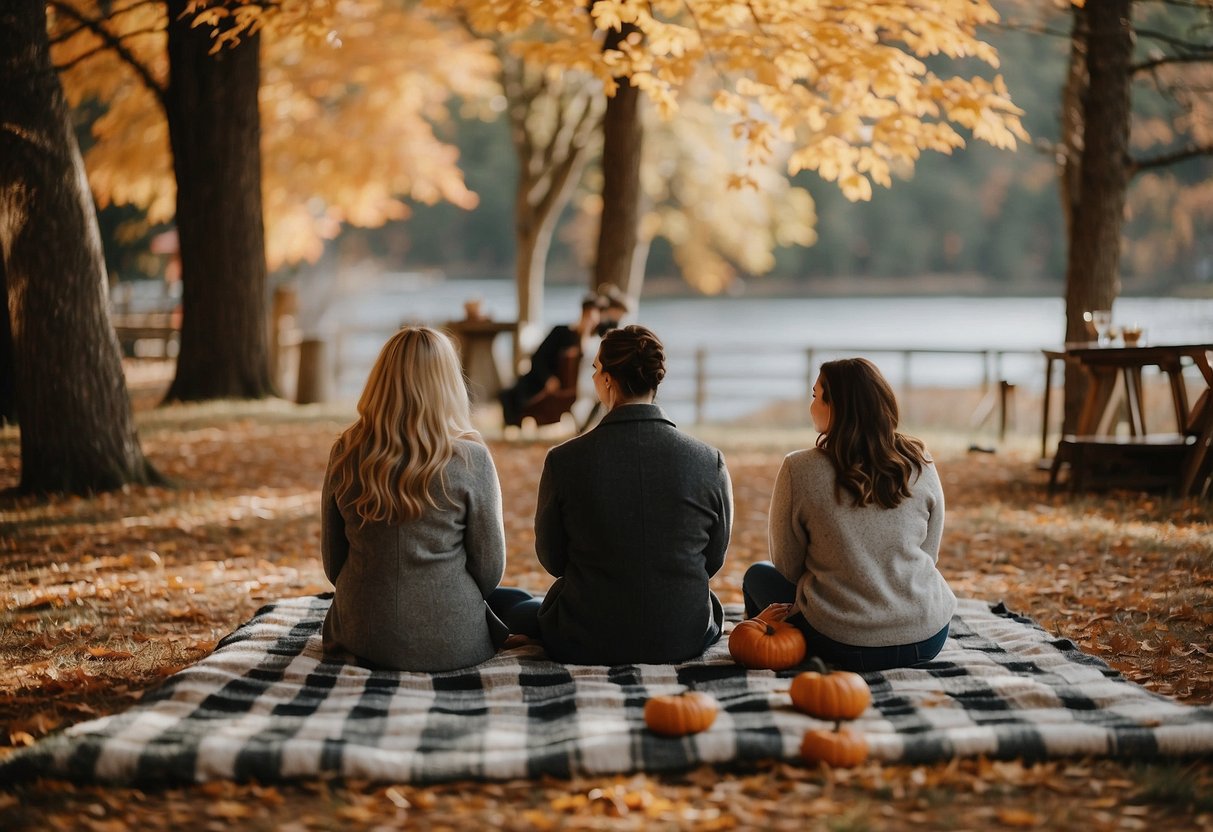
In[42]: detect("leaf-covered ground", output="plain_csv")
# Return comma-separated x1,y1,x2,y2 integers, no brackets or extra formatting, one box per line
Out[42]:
2,377,1211,830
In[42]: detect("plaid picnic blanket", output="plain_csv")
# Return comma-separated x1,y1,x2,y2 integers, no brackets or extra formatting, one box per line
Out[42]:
3,596,1211,785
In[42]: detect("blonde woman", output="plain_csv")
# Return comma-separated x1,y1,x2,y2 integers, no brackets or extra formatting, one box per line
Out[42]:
321,326,507,672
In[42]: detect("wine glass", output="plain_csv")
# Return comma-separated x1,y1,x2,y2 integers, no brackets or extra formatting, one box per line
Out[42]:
1089,309,1113,345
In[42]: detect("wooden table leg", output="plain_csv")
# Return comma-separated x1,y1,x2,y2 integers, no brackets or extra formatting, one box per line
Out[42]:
1078,367,1118,435
1122,367,1145,436
1041,354,1057,459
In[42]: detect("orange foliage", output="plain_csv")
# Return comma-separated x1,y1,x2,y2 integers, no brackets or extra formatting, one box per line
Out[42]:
452,0,1028,202
49,0,498,269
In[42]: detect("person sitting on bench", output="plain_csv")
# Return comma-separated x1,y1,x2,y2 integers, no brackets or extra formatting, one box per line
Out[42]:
499,294,602,427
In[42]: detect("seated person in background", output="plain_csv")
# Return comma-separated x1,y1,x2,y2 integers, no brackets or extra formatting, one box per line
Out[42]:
499,294,601,427
321,326,508,672
595,283,631,336
578,285,633,431
743,357,954,672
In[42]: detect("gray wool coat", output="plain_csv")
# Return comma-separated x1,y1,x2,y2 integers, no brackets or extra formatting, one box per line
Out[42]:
535,404,733,664
321,437,506,672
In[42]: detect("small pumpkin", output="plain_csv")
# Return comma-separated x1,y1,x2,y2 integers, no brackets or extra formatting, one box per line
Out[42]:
800,727,867,768
789,658,871,721
643,691,719,737
728,617,806,670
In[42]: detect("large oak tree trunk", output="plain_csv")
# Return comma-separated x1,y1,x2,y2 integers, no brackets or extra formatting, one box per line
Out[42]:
1061,0,1134,432
592,23,645,307
0,1,157,493
163,0,273,402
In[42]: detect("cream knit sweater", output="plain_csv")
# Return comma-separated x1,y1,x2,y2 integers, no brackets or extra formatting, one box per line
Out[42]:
768,448,955,647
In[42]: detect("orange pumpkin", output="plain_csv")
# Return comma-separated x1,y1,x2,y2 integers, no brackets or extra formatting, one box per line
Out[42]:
643,691,719,737
789,658,871,721
800,727,867,767
728,617,806,670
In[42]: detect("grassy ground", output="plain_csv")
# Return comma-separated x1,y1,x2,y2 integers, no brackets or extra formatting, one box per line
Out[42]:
1,369,1211,830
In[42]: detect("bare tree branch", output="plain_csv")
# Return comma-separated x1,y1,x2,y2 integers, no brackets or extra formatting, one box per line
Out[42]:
48,1,167,107
1133,52,1213,74
1130,144,1213,174
50,0,163,44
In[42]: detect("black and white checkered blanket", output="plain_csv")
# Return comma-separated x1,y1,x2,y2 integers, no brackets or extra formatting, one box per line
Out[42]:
4,596,1211,784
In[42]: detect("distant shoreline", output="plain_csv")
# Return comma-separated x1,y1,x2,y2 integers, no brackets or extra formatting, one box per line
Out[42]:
542,273,1213,300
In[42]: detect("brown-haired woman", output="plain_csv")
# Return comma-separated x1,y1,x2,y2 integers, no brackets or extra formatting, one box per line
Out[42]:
490,325,733,664
743,357,954,672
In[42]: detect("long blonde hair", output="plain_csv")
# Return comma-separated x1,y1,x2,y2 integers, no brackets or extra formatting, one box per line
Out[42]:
331,326,477,523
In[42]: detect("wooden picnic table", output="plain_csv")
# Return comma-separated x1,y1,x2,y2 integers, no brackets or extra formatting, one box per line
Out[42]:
1055,342,1213,496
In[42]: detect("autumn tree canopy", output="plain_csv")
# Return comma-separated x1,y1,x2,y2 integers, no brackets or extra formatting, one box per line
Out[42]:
49,0,497,270
457,0,1028,202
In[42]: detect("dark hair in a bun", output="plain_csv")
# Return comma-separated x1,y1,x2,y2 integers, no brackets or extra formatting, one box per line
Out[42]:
598,325,666,397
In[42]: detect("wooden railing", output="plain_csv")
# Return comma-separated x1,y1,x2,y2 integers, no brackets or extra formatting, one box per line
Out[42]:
658,344,1044,429
326,326,1043,430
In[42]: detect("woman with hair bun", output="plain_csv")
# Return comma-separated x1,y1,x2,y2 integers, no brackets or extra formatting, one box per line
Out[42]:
743,357,954,672
491,325,733,664
321,326,507,672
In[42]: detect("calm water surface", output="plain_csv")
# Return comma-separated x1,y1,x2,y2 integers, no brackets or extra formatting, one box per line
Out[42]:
314,275,1213,422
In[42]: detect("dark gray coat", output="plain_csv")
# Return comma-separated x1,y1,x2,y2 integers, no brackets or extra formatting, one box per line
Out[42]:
535,404,732,664
321,438,506,672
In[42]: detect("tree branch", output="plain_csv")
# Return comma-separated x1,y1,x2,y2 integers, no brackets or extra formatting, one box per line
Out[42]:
48,1,167,109
50,0,163,44
1133,26,1213,55
1132,52,1213,74
1130,144,1213,175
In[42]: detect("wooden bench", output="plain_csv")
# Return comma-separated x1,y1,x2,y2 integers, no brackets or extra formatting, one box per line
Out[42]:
1047,433,1194,495
518,346,581,427
112,313,179,358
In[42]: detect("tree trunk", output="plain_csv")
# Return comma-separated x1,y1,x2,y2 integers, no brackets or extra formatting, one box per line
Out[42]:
592,23,645,304
1059,9,1089,243
163,0,273,402
0,252,15,425
0,1,158,493
1061,0,1133,433
504,55,599,368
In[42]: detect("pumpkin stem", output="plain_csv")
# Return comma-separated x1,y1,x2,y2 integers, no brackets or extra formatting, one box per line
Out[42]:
809,656,829,675
834,719,842,732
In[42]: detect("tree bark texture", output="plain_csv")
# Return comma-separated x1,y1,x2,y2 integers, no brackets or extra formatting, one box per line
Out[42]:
164,0,273,402
0,252,15,425
1061,0,1133,433
0,1,157,492
592,23,645,307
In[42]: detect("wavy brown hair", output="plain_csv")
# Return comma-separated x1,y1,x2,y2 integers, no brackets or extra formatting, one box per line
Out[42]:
815,358,929,509
330,326,478,524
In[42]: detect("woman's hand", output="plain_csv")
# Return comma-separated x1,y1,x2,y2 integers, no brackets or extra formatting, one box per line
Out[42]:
754,603,794,623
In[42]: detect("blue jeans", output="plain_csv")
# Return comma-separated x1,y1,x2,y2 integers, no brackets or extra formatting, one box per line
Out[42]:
487,587,722,655
742,561,949,672
487,587,543,639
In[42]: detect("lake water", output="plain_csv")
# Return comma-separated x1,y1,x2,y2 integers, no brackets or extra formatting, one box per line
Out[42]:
312,274,1213,423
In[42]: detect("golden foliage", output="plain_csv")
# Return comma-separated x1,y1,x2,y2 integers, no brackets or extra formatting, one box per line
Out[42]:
50,0,498,269
454,0,1028,202
641,89,818,294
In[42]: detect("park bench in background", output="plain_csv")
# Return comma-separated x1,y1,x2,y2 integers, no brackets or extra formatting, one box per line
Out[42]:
111,311,179,358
